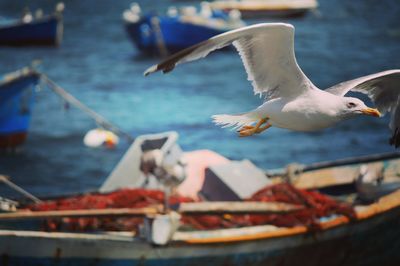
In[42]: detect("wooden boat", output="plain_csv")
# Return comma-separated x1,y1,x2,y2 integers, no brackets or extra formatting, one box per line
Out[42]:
0,66,40,149
0,3,64,47
210,0,318,19
123,3,244,56
1,132,400,265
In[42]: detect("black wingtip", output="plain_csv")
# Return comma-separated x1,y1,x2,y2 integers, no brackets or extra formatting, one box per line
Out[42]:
389,128,400,148
144,42,202,77
162,64,175,74
143,62,176,76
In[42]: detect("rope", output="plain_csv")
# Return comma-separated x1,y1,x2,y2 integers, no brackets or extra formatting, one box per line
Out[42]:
0,175,42,204
150,16,169,57
41,74,134,142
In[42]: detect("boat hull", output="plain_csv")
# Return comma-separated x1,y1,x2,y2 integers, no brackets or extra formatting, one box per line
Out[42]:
209,0,317,19
0,71,40,149
1,205,400,266
125,16,227,55
0,15,63,47
232,8,309,18
0,132,27,150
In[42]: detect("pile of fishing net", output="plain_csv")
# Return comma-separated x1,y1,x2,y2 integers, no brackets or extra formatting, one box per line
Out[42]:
28,183,355,232
183,183,356,230
29,189,192,231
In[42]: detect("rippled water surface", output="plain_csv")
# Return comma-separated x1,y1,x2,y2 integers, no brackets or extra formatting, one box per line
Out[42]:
0,0,399,197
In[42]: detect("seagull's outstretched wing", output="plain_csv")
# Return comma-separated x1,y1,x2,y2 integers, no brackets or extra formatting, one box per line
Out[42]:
326,70,400,147
144,23,313,99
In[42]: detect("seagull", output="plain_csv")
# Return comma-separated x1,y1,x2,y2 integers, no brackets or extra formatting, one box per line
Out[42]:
144,23,400,147
356,164,400,202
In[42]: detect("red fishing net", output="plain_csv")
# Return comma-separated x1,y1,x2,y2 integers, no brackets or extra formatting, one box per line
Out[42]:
29,189,192,231
27,183,355,232
183,183,356,230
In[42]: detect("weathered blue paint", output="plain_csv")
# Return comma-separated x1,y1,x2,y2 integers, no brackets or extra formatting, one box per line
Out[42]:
0,15,61,46
125,15,229,55
0,71,40,147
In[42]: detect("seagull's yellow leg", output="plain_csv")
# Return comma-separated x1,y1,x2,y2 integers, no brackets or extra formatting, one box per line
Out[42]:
256,123,272,134
238,118,269,137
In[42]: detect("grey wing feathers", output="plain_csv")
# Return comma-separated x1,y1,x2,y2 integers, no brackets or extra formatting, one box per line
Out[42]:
232,26,306,98
143,37,231,76
143,24,262,76
326,69,400,147
144,23,311,99
326,70,400,113
144,23,292,76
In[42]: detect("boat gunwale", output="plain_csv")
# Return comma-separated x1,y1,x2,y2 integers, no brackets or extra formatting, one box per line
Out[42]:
0,67,40,88
0,14,61,32
123,13,239,34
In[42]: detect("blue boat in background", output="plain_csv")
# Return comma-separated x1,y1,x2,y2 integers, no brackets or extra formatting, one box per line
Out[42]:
0,67,40,149
0,3,64,47
123,2,244,56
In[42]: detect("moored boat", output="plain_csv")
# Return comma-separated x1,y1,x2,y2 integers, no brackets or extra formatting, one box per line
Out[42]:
0,3,64,47
0,66,40,149
209,0,318,19
123,3,245,56
1,132,400,265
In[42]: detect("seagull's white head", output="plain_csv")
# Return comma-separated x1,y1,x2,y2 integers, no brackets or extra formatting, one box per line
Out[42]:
339,97,381,118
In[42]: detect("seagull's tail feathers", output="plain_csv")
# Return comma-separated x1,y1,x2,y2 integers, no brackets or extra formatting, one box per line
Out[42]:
212,112,258,130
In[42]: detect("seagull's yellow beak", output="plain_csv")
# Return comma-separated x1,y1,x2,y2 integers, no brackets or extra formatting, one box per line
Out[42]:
361,107,381,117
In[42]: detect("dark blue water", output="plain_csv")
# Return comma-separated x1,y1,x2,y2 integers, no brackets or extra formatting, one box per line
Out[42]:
0,0,399,198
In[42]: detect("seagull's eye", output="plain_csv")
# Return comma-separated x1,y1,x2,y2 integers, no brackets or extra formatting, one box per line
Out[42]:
347,102,357,108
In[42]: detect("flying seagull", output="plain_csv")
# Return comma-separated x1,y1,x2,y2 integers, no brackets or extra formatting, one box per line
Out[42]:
144,23,400,147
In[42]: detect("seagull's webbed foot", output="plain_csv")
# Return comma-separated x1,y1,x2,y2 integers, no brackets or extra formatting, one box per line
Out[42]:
238,118,270,137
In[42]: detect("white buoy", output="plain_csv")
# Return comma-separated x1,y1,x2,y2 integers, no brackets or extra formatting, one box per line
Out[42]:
83,128,119,149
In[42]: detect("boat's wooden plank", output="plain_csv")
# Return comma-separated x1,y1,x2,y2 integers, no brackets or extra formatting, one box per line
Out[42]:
294,159,400,189
355,189,400,220
173,224,282,242
174,216,350,244
178,201,302,214
176,225,308,244
0,207,161,220
0,201,301,221
0,230,136,241
294,166,360,189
